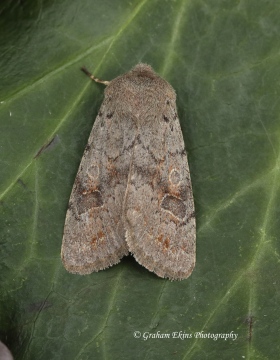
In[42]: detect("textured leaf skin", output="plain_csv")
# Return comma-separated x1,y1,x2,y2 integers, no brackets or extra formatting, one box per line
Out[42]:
0,0,279,359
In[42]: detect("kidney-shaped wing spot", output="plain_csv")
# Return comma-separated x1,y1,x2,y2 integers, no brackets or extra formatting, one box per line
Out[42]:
61,105,130,274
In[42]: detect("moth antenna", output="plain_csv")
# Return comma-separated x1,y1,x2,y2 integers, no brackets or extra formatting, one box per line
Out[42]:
81,66,110,86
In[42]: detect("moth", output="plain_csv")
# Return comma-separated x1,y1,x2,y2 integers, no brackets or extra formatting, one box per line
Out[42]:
61,63,195,280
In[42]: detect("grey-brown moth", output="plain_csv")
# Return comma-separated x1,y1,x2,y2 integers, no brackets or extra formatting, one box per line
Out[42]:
61,63,196,280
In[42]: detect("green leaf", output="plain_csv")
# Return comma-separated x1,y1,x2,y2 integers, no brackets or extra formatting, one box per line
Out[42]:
1,0,279,359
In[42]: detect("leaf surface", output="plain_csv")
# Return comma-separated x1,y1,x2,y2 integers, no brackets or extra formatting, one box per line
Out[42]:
0,0,279,359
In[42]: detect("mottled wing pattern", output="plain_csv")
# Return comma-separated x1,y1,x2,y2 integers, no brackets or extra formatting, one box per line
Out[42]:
62,63,195,280
125,77,195,280
61,96,133,274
